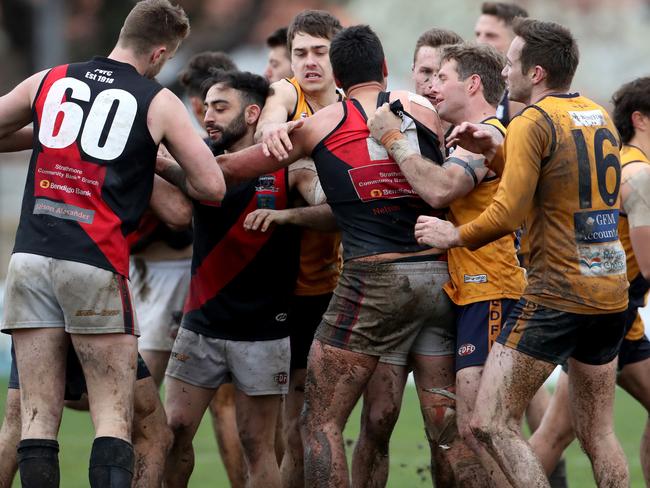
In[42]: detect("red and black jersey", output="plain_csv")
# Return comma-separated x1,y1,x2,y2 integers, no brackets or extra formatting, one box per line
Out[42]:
181,168,300,341
14,57,162,277
311,93,445,260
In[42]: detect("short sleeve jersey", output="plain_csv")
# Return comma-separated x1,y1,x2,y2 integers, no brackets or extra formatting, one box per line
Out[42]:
460,94,628,314
14,57,163,277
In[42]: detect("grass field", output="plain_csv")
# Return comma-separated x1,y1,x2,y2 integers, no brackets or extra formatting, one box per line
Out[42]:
0,377,645,487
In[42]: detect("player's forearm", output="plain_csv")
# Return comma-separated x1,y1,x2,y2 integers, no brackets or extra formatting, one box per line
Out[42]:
459,198,524,250
0,127,33,153
285,204,338,231
156,157,201,200
150,175,192,230
254,105,290,142
218,144,289,186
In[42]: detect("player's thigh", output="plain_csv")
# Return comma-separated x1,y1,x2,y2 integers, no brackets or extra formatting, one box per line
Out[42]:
234,390,281,449
617,338,650,411
455,366,483,425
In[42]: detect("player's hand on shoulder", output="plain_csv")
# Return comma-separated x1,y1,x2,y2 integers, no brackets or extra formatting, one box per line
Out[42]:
260,120,304,161
243,208,290,232
367,103,402,142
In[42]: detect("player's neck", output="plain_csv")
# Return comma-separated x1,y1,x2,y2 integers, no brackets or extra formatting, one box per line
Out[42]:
227,131,256,154
530,85,569,105
628,135,650,158
462,97,496,125
301,83,339,112
107,46,147,76
346,81,384,101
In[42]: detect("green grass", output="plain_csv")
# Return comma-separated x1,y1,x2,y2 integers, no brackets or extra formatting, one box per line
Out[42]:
0,377,645,487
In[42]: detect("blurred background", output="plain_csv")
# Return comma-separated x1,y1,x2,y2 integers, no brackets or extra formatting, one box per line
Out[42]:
1,0,650,362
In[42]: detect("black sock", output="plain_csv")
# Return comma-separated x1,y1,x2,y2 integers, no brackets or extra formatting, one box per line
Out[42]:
17,438,60,488
88,436,134,488
549,457,569,488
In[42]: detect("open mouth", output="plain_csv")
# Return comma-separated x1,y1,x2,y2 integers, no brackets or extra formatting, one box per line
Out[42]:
304,72,321,80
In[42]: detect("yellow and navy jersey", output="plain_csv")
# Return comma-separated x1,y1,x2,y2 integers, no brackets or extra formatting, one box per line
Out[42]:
619,144,650,340
444,117,526,305
286,77,342,296
460,94,628,314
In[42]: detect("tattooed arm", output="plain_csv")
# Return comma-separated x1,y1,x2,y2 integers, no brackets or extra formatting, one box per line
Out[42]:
155,155,192,198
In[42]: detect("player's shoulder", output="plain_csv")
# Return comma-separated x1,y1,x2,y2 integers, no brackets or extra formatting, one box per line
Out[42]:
390,90,436,112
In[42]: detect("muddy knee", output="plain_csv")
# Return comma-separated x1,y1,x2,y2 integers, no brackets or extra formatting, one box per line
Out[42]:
420,385,458,449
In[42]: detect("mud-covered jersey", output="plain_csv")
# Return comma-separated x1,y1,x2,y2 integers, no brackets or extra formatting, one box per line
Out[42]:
460,93,628,314
181,168,300,341
444,117,526,305
311,92,446,261
14,57,162,277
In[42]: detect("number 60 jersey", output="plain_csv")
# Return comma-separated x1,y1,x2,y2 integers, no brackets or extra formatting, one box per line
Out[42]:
14,57,162,278
460,93,628,314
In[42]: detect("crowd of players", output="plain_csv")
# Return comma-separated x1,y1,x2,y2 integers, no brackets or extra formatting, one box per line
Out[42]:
0,0,648,487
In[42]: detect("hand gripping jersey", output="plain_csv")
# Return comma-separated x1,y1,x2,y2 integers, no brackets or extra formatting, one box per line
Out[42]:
14,57,162,277
460,94,628,314
286,77,341,295
444,117,526,305
618,145,650,340
181,168,300,341
311,92,446,260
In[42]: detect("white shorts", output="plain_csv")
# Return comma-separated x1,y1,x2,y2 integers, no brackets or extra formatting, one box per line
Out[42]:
165,328,290,395
2,253,139,335
129,257,190,351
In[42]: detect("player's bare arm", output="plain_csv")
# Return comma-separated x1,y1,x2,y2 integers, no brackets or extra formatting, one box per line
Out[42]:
243,164,337,233
254,79,300,160
148,89,225,202
0,127,33,153
622,163,650,279
446,121,501,162
0,71,47,138
149,175,193,231
368,102,497,208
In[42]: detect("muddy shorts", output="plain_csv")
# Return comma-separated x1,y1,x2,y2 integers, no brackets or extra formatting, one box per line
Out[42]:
498,298,626,365
288,293,332,370
9,341,150,400
129,257,190,351
166,327,290,395
2,253,138,335
316,259,454,365
450,299,517,371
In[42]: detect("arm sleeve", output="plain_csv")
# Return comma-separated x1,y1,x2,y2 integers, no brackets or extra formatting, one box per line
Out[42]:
459,112,549,250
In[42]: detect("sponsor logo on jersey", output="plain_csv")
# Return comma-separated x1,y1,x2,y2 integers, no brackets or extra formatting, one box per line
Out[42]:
349,162,417,202
458,343,476,356
255,174,279,193
577,243,626,276
75,309,120,317
274,372,288,385
574,209,619,244
569,110,606,127
275,313,288,322
464,274,488,284
33,198,95,224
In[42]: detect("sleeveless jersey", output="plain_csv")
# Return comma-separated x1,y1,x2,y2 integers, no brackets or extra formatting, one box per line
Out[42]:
444,117,526,305
181,168,300,341
14,57,162,277
286,77,341,295
311,94,446,260
618,145,650,340
461,94,628,314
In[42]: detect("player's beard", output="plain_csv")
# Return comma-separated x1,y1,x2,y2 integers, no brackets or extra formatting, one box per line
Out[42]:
209,110,248,154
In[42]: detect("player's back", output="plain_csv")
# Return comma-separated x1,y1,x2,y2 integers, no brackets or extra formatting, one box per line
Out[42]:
15,57,163,277
512,94,628,313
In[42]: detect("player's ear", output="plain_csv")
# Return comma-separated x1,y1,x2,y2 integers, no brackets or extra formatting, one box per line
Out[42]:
382,58,389,78
531,65,546,85
245,104,262,126
631,111,649,132
467,74,481,96
150,46,166,64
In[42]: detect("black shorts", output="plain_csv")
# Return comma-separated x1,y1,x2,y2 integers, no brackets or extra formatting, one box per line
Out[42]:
618,335,650,370
455,299,517,371
497,298,626,366
9,342,151,400
288,293,332,370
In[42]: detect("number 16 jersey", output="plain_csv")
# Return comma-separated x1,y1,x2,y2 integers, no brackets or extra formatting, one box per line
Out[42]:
460,94,628,314
14,57,163,278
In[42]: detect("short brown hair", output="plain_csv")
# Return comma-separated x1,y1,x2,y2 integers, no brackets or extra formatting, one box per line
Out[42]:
118,0,190,55
440,43,506,106
612,77,650,144
513,18,579,91
413,28,463,64
481,2,528,26
179,51,237,98
287,10,342,52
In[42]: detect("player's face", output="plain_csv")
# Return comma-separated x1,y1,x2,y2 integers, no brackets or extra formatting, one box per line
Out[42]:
503,36,532,104
264,46,293,83
203,84,248,151
475,15,513,55
290,33,334,94
431,59,465,124
412,46,441,106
